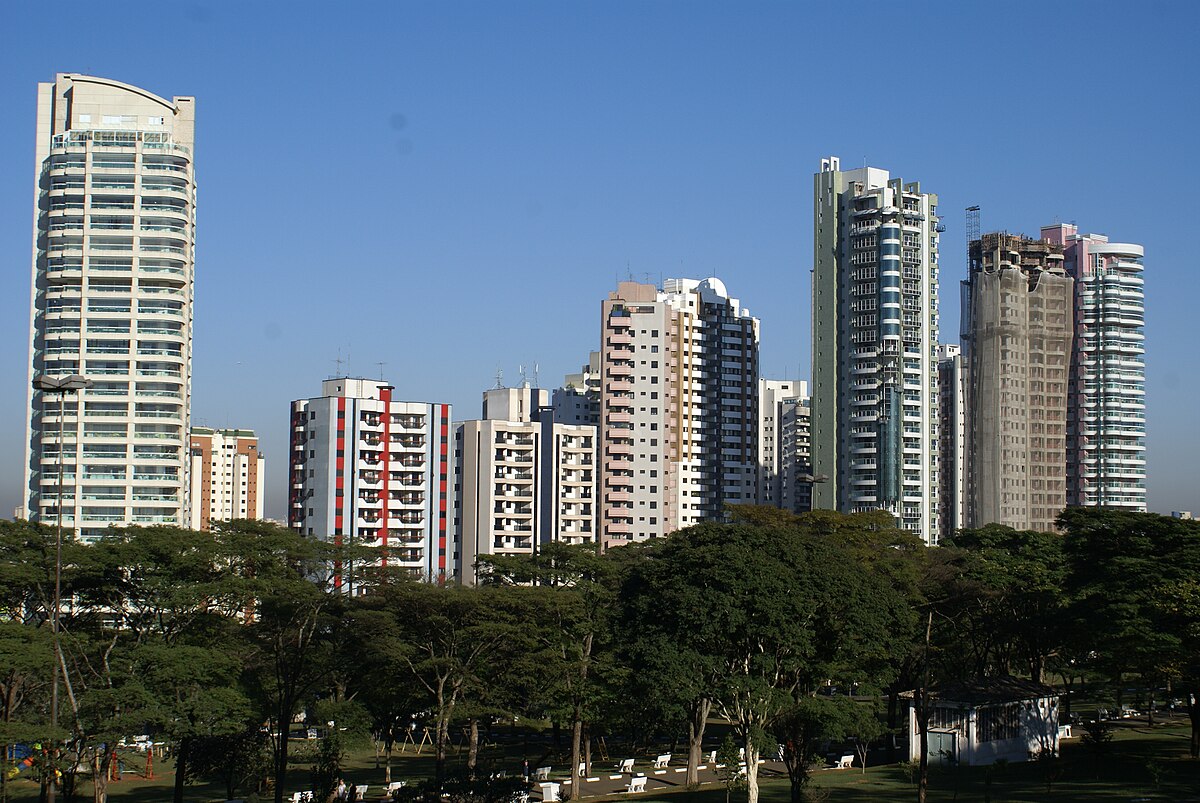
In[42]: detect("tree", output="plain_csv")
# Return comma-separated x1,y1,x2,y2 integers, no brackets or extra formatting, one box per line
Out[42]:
136,642,252,803
714,734,746,803
1060,509,1200,723
774,696,882,803
234,522,340,803
947,526,1067,683
624,523,908,803
479,543,621,800
357,582,520,789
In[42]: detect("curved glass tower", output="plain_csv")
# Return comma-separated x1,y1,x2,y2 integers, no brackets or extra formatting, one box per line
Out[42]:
24,74,195,540
1043,224,1147,511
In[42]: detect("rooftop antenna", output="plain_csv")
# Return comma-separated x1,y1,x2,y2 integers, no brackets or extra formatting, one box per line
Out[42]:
533,362,539,387
346,344,352,378
495,367,504,389
332,348,343,378
519,364,528,387
376,361,386,381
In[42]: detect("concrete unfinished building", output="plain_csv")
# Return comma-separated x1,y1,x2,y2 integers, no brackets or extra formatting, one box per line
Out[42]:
963,233,1073,531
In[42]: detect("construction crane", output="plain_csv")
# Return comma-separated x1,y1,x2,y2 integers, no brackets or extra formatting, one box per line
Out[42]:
965,206,981,265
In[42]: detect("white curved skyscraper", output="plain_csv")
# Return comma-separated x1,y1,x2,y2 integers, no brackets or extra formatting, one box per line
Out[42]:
24,74,195,540
1043,224,1147,511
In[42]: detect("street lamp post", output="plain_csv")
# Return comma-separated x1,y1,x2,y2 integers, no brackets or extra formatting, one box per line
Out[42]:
33,373,92,803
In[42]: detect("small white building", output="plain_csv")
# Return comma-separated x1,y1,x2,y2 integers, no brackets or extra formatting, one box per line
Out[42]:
907,677,1060,766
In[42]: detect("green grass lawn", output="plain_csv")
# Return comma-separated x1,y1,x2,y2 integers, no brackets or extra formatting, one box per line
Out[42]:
3,716,1197,802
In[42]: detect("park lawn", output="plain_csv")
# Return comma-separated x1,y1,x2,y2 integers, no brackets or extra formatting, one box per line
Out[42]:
600,719,1200,803
2,717,1197,802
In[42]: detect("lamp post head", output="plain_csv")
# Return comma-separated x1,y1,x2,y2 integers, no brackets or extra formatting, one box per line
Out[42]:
33,374,92,392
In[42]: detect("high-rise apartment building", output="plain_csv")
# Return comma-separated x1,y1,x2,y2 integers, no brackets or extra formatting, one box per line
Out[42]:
599,278,759,547
1042,224,1147,512
288,379,453,584
23,75,196,541
812,157,941,543
779,395,814,514
455,387,597,583
936,344,966,539
962,232,1073,531
189,427,264,529
758,379,813,513
552,352,601,426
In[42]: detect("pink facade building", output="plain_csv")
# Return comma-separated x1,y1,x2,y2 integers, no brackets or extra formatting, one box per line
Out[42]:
1041,224,1146,511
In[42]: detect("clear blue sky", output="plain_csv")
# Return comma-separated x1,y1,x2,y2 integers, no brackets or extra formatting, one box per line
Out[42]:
1,1,1196,520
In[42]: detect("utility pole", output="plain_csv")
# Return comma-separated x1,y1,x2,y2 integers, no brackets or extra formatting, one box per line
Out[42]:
33,373,92,803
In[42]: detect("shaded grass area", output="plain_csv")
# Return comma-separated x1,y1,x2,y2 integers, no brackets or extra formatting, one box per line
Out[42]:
3,717,1197,802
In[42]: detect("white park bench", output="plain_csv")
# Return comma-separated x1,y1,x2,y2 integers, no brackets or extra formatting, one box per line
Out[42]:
354,785,369,799
617,758,635,773
706,749,717,764
385,781,406,793
626,776,647,794
535,766,552,781
652,753,671,768
835,754,854,769
577,762,587,777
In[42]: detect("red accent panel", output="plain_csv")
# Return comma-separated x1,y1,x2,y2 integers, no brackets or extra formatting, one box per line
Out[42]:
380,387,392,561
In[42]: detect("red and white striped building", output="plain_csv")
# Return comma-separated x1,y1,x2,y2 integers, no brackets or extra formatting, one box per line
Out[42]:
288,378,453,585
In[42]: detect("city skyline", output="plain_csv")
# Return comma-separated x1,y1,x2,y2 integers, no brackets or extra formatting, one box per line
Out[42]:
1,2,1196,521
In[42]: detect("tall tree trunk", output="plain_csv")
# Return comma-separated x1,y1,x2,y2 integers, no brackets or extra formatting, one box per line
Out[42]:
566,715,583,801
583,726,591,776
1060,673,1074,718
743,735,760,803
467,719,480,780
435,714,449,789
92,751,106,803
918,609,933,803
274,708,292,803
173,737,189,803
384,738,392,785
685,698,711,788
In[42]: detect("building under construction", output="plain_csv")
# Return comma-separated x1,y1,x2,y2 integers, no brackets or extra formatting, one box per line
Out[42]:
962,232,1073,531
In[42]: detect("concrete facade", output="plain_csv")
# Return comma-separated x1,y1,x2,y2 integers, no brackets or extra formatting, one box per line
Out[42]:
757,379,813,513
455,387,597,583
552,351,601,426
963,233,1073,531
24,74,196,541
937,344,966,539
812,157,941,543
189,427,264,530
288,378,453,585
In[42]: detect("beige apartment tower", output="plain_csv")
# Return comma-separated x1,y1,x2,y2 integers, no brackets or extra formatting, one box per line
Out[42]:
454,387,597,583
963,232,1073,531
24,75,195,540
599,278,759,548
189,427,264,530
